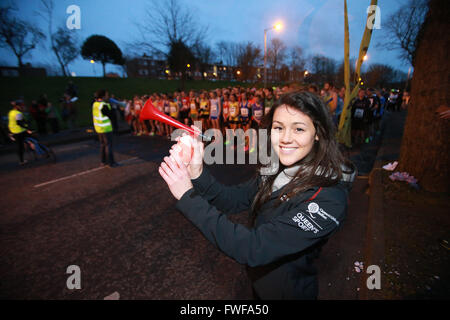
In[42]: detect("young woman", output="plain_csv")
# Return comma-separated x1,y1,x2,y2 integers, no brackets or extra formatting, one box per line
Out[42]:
199,92,210,131
249,95,264,153
169,94,179,137
209,91,221,131
132,95,143,136
158,91,356,300
189,90,199,126
124,99,133,132
239,92,251,151
179,91,190,127
222,93,230,139
251,95,264,128
228,93,240,131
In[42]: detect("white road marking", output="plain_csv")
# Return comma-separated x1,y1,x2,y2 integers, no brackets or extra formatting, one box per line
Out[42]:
55,144,90,153
118,157,140,164
33,157,139,188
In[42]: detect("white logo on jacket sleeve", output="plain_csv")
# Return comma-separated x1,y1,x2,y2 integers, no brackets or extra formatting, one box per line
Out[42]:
308,202,319,214
292,212,321,234
307,202,340,226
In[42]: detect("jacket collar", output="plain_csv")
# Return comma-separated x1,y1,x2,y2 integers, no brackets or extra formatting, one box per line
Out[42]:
271,165,301,192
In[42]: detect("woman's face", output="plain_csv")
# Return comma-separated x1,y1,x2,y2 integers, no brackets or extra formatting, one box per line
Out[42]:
271,105,318,167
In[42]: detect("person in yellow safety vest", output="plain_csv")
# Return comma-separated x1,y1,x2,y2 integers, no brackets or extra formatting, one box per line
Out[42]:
8,100,33,165
93,89,120,168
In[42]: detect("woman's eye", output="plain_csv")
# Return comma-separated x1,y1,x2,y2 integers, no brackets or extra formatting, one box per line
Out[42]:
296,128,304,132
272,126,282,131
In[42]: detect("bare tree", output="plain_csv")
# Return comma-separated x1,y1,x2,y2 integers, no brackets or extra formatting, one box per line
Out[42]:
192,42,215,79
335,58,356,87
236,42,262,81
362,63,395,88
381,0,428,66
38,0,79,76
0,6,45,68
134,0,208,57
288,46,306,81
216,41,239,67
310,54,337,84
267,38,286,82
279,64,290,82
52,26,79,75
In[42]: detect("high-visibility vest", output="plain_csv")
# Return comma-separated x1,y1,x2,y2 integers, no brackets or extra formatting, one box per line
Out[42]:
8,109,26,134
92,101,112,133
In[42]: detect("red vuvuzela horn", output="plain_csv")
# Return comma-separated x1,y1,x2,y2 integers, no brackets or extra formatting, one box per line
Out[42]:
140,99,210,141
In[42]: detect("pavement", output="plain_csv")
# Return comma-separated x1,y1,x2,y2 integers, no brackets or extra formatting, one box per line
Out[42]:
358,110,406,300
316,111,394,299
3,110,442,300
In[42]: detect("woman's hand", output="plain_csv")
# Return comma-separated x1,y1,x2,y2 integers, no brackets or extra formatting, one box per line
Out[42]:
159,151,193,200
187,128,204,179
170,126,204,179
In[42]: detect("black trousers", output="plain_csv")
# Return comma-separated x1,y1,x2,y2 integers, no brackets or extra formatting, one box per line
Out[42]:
13,131,31,162
98,132,115,165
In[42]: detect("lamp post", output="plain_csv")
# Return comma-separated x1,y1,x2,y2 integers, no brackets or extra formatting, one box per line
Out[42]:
264,22,283,88
90,59,96,76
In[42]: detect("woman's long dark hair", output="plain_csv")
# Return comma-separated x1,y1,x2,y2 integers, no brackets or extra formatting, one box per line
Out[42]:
251,91,354,217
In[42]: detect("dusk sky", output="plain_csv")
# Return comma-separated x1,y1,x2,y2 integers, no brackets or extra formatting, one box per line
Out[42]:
0,0,411,77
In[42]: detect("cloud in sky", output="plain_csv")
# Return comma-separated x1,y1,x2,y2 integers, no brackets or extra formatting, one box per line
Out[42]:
0,0,410,76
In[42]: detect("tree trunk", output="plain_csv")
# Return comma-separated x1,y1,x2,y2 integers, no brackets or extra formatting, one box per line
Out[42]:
53,47,68,77
398,0,450,192
180,72,186,91
102,62,106,77
17,55,23,68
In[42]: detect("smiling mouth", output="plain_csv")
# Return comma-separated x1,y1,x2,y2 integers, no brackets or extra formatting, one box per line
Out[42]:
279,146,298,154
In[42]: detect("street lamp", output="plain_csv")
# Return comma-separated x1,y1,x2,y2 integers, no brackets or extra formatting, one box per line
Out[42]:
264,22,283,88
90,60,96,76
355,54,369,69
